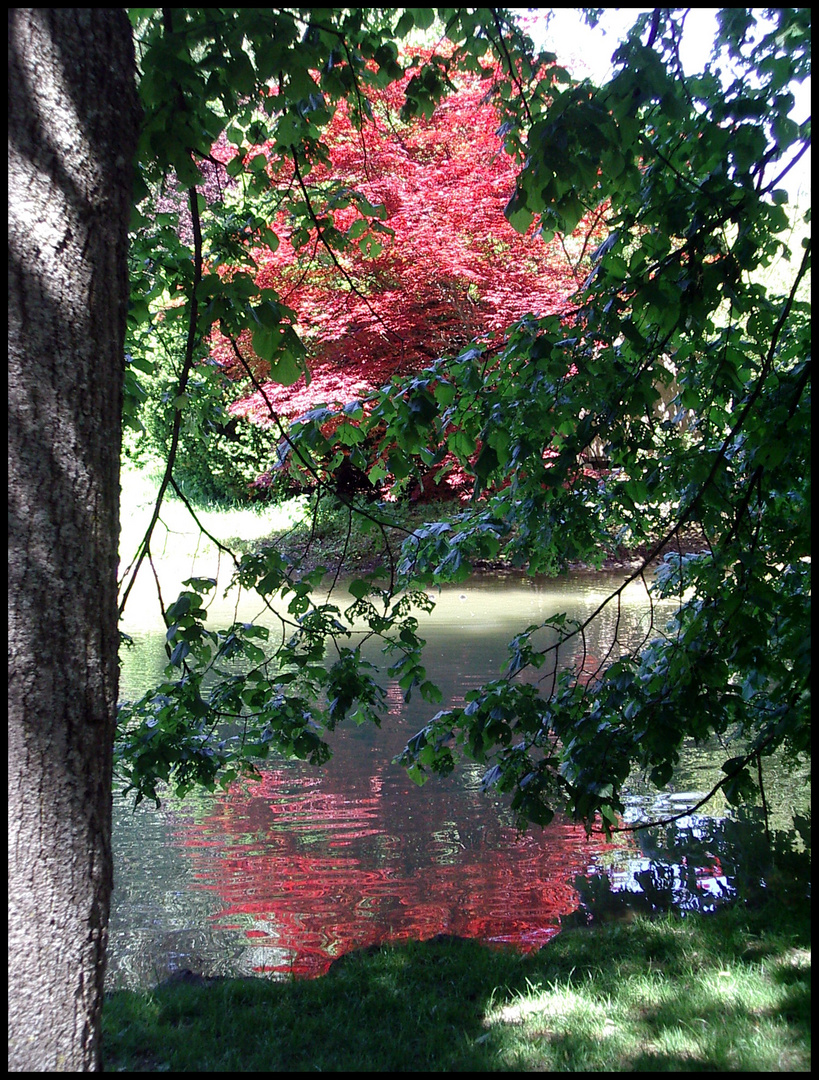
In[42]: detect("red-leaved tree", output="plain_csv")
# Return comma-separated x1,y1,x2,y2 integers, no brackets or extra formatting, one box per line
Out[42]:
209,51,607,481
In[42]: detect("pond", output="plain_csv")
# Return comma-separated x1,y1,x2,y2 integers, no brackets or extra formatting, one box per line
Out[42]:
109,567,807,989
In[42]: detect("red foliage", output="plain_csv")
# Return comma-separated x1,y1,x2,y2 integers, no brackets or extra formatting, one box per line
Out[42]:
172,747,627,977
210,53,605,427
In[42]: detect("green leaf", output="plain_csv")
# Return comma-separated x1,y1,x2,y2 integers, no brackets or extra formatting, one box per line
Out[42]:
393,11,415,38
348,579,370,600
182,577,217,593
473,444,499,485
127,354,154,374
267,350,304,386
505,190,533,234
358,236,382,258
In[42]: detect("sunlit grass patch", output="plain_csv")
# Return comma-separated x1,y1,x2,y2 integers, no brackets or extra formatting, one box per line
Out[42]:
478,908,811,1072
119,463,311,562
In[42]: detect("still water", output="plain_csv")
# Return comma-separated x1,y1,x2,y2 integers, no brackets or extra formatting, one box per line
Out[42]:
109,568,804,989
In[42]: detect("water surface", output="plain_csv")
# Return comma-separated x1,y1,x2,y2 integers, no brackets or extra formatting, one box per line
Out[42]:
109,568,803,988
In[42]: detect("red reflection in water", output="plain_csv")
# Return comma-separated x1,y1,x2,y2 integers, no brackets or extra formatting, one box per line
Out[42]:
173,736,627,977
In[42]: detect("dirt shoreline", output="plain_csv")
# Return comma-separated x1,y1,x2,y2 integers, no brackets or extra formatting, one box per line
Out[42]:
289,528,711,580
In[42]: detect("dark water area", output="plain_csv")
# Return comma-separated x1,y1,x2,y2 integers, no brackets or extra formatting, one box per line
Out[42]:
109,569,808,989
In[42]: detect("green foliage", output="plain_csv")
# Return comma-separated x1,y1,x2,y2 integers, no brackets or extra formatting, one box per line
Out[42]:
123,341,274,504
116,565,438,806
422,9,810,831
278,9,811,830
119,8,810,834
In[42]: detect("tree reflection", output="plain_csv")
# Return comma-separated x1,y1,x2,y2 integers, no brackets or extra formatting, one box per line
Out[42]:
173,752,627,976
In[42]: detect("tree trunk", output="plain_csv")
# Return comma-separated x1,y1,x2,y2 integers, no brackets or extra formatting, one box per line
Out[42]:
8,10,138,1071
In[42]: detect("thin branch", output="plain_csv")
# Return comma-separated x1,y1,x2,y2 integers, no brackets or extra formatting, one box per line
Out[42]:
290,148,404,348
761,134,811,195
168,477,242,571
119,185,204,619
606,732,778,834
666,11,697,113
489,8,534,126
756,751,771,846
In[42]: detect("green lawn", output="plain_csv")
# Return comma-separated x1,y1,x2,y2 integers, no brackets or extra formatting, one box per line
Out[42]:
103,891,810,1072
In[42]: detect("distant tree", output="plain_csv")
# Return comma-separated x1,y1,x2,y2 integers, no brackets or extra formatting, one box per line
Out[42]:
211,54,601,425
130,38,601,503
8,9,139,1070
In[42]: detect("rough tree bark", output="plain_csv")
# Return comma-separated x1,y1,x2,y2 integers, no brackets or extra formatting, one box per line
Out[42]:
8,9,138,1071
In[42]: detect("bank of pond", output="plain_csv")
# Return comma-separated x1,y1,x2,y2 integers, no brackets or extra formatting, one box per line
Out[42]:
107,568,810,1070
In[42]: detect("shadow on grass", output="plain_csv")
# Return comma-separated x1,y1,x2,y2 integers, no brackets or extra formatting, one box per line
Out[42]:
104,893,810,1072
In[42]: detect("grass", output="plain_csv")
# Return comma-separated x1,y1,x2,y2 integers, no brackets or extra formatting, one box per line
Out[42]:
119,462,693,585
119,463,305,562
119,461,462,574
103,891,810,1072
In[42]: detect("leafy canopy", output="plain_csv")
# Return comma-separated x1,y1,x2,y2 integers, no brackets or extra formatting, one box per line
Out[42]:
118,8,810,835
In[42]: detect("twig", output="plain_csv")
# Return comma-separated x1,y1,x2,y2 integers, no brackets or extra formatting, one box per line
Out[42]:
290,149,403,348
119,185,204,619
605,733,777,834
756,750,771,847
